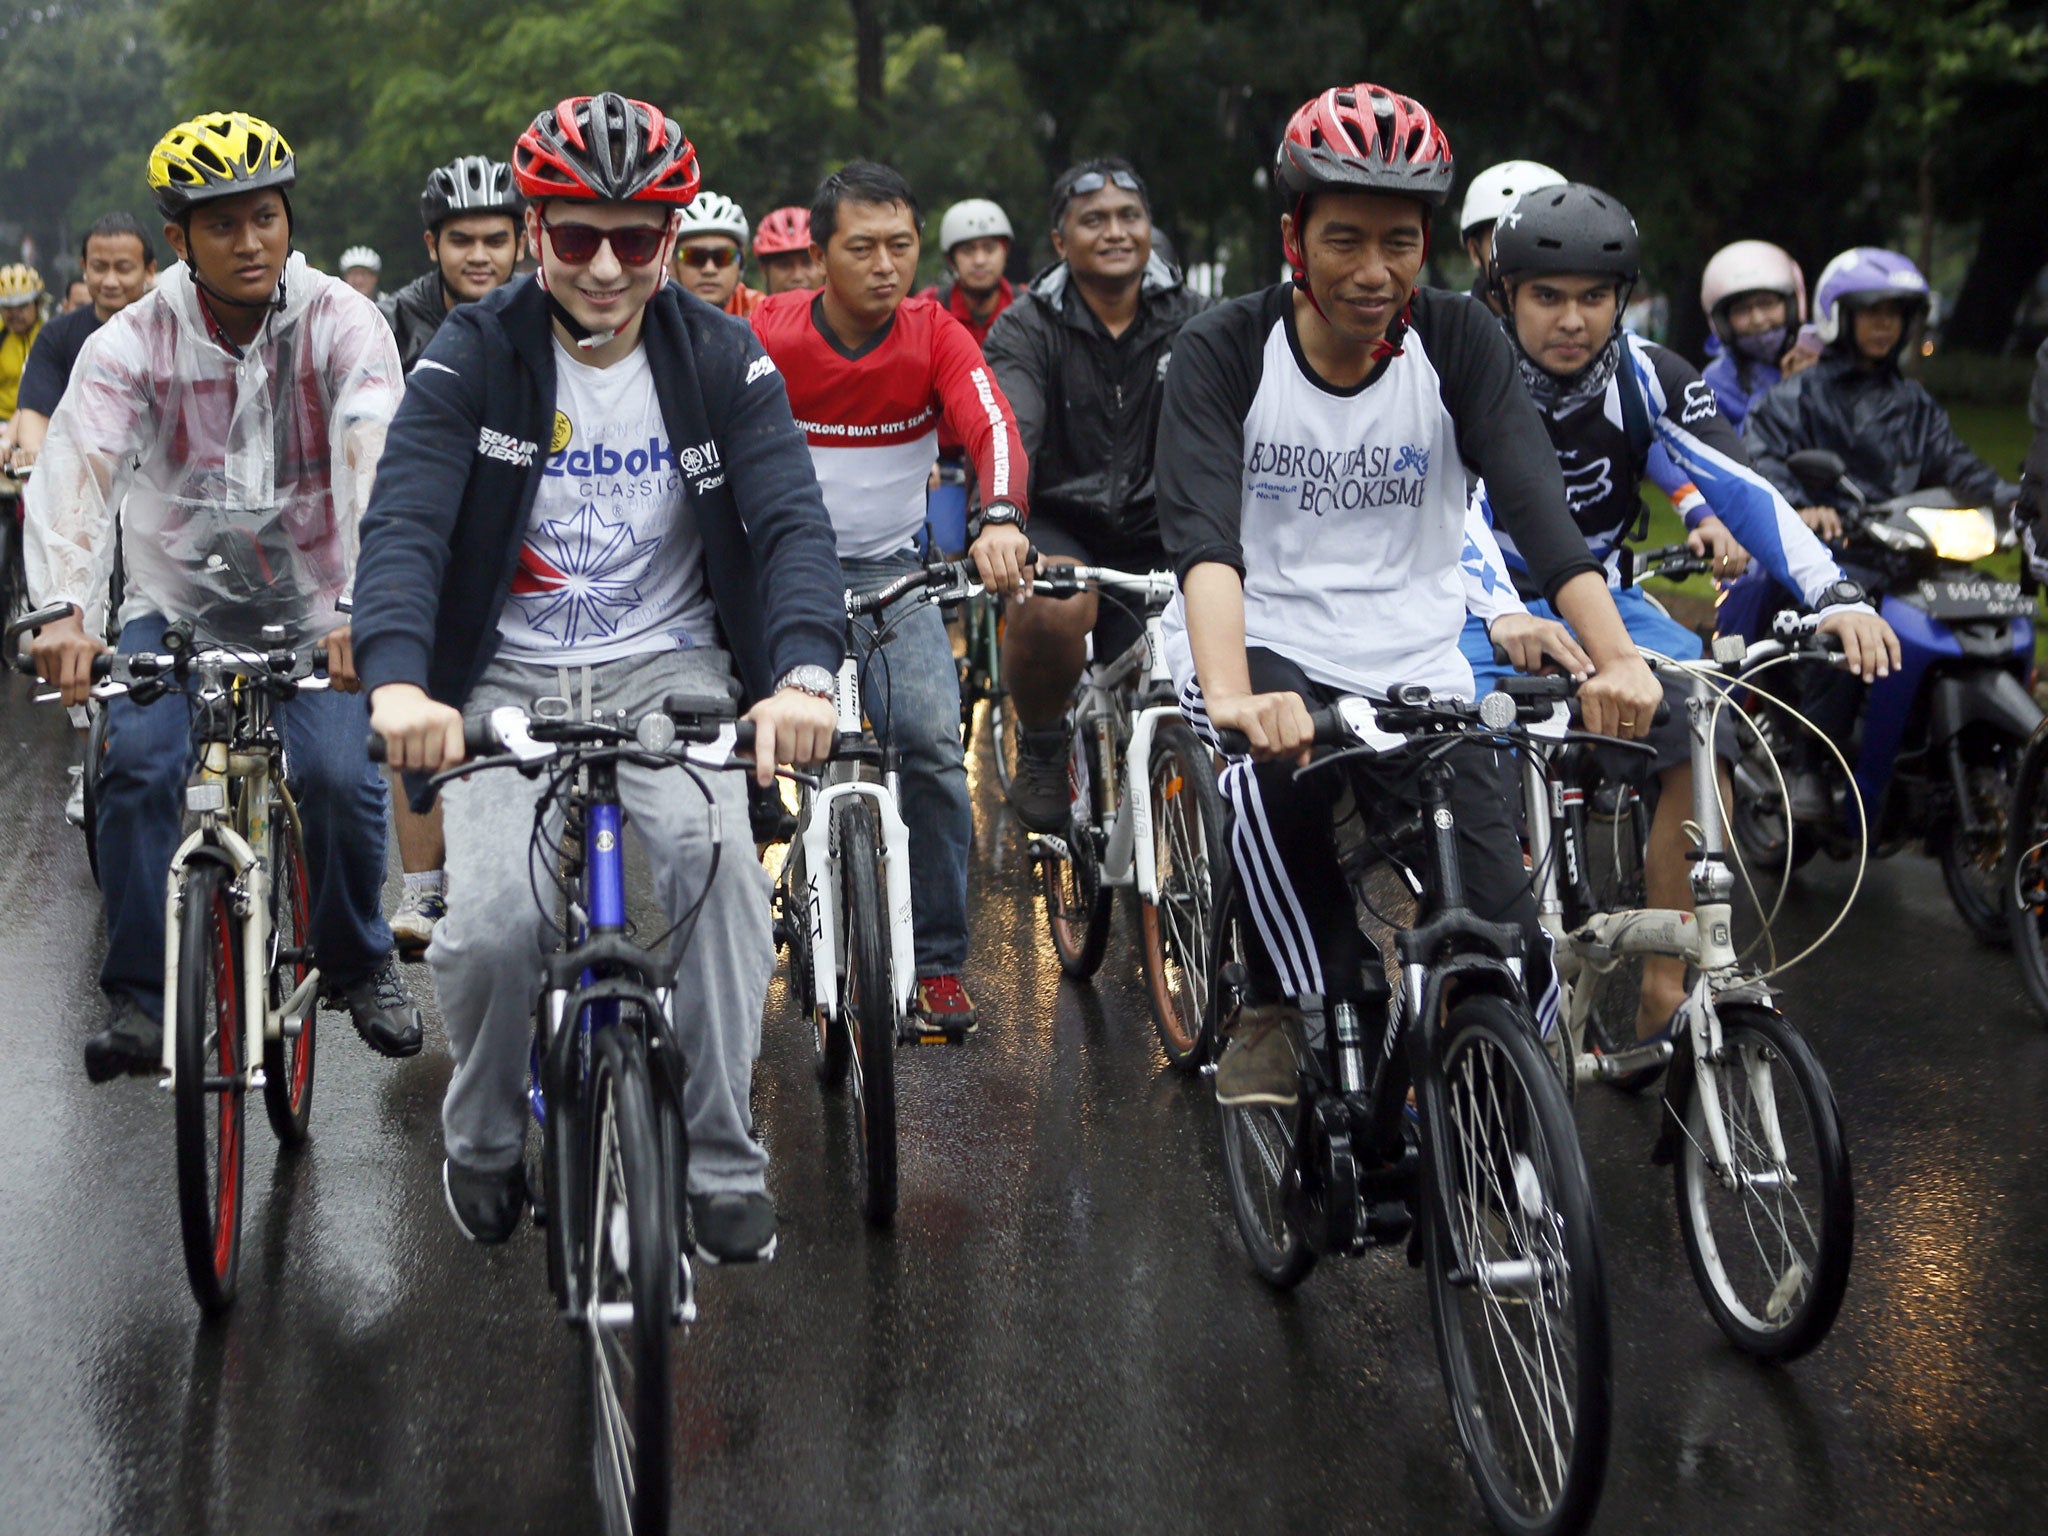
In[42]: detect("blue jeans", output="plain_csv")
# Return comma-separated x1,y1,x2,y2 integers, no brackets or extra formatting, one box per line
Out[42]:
97,614,395,1019
842,551,970,975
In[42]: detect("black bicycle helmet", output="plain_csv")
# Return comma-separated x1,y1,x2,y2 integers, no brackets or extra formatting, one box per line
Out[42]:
1489,182,1640,288
421,155,521,230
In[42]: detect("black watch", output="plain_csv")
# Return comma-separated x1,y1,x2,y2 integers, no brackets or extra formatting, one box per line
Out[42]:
978,501,1022,527
1818,578,1868,608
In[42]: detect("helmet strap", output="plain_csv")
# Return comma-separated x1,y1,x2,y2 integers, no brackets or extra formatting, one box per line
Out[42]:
1287,193,1424,361
179,191,293,318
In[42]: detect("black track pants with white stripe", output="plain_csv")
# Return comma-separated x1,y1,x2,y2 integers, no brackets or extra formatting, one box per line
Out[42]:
1179,649,1558,1030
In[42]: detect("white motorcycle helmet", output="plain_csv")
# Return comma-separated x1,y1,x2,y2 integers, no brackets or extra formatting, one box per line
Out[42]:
1458,160,1566,240
937,198,1013,255
1701,240,1805,346
675,191,749,248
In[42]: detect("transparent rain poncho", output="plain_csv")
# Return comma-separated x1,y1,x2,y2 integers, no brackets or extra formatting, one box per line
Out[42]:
25,253,404,646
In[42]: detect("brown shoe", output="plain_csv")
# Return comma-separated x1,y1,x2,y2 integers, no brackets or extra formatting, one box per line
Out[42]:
1213,1002,1303,1107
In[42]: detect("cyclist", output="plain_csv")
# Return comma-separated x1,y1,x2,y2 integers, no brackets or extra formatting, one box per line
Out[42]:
61,279,90,315
10,215,159,473
981,157,1207,832
753,206,824,294
380,155,524,370
1700,240,1806,430
2020,334,2048,582
23,109,421,1081
355,93,842,1259
1460,183,1896,1065
752,160,1032,1034
671,190,762,317
1457,158,1564,309
922,198,1016,346
0,264,48,453
338,245,382,298
1155,83,1667,1107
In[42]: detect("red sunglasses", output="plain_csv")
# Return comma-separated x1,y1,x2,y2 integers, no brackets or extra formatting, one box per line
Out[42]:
541,216,669,268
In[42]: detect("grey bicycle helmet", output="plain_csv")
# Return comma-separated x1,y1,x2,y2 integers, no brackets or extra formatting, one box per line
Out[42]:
421,155,521,230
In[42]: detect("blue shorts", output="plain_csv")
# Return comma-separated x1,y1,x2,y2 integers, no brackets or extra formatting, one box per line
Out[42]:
1460,582,1705,693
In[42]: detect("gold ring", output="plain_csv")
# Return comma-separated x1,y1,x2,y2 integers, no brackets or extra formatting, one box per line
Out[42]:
1620,718,1636,728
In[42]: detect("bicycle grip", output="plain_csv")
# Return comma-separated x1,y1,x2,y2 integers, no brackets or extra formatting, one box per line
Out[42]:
365,731,387,764
1210,706,1345,758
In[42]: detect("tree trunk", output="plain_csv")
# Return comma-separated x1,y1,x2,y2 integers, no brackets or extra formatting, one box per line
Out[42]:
1945,200,2048,353
1917,146,1936,282
851,0,885,153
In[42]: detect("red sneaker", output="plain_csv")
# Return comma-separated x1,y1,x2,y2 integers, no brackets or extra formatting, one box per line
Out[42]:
914,974,979,1036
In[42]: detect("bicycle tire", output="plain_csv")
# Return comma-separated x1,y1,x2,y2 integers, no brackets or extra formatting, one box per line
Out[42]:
81,700,110,886
1139,720,1228,1069
837,798,897,1224
1579,778,1648,1062
585,1027,675,1536
1934,723,2022,947
175,862,246,1315
262,789,317,1145
1043,722,1114,976
989,694,1021,797
2004,727,2048,1022
1210,875,1315,1288
1421,993,1610,1536
787,835,849,1087
1673,1003,1853,1362
1727,710,1816,876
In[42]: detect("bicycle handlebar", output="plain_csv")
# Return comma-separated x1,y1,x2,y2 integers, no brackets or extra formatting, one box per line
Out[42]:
367,696,757,768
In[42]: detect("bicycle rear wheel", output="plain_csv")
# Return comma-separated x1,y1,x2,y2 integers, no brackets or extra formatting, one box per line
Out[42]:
1673,1003,1852,1361
838,798,897,1224
262,790,316,1145
2005,727,2048,1022
586,1027,675,1536
1578,777,1648,1062
175,862,246,1315
1422,993,1610,1536
989,694,1020,797
1140,720,1227,1069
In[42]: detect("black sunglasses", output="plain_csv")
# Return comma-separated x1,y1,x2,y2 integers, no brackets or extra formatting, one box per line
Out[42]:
541,216,668,268
1067,170,1143,199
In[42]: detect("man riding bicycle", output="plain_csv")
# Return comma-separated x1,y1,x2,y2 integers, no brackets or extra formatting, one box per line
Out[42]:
24,110,421,1081
670,191,763,318
1157,83,1667,1108
355,94,842,1260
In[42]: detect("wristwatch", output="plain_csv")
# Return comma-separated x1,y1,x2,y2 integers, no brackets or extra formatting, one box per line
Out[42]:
774,664,836,700
1817,578,1868,608
978,501,1022,527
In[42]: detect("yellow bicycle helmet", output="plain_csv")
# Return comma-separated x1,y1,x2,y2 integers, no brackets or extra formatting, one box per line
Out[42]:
0,264,44,307
148,111,296,219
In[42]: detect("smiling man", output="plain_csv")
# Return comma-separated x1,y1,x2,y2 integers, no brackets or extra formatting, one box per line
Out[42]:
380,156,524,372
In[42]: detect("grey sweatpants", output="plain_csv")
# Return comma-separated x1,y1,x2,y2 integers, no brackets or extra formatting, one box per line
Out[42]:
432,649,776,1194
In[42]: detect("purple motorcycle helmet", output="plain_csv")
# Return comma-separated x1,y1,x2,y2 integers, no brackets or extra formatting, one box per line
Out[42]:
1812,246,1930,349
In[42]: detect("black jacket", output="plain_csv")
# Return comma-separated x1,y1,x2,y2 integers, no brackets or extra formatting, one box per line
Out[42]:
376,272,447,371
2021,335,2048,522
352,274,842,721
1743,349,2011,509
982,254,1207,557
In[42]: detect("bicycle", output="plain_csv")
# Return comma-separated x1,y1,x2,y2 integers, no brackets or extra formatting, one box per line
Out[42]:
955,576,1014,790
777,558,980,1226
1207,686,1611,1536
374,692,758,1536
1514,632,1855,1361
10,605,322,1314
1026,564,1229,1068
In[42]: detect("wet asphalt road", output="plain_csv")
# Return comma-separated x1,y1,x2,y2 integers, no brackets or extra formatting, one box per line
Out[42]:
3,682,2046,1536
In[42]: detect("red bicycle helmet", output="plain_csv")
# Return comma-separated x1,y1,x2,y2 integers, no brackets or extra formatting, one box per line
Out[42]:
512,93,699,206
753,206,812,257
1274,84,1455,206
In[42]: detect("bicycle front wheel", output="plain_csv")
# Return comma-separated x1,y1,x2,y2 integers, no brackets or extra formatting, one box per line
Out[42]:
838,798,897,1224
586,1027,675,1536
1140,720,1227,1069
1422,993,1610,1536
175,862,247,1315
2006,727,2048,1022
1674,1003,1852,1361
262,790,316,1145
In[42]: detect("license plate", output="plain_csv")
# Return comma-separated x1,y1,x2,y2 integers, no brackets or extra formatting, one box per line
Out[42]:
1909,578,2033,620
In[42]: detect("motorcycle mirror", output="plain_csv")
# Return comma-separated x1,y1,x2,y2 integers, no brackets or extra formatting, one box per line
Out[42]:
1787,448,1848,499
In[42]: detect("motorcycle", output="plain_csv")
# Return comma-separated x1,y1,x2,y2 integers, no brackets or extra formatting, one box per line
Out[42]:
1718,447,2039,943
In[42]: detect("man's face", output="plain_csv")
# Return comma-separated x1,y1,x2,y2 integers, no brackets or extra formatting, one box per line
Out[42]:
1287,191,1427,345
1053,184,1149,284
84,233,154,320
527,199,675,337
430,213,519,305
1510,272,1620,376
1852,298,1908,360
1726,290,1788,338
63,281,89,313
758,248,824,294
946,235,1009,297
672,232,742,306
167,188,290,308
342,266,379,296
0,300,35,334
821,199,918,329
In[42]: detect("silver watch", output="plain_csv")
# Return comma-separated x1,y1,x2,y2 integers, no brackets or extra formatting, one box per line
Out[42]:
774,664,836,700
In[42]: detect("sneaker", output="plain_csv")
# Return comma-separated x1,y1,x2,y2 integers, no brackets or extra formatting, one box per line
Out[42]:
330,959,424,1058
63,766,85,829
914,973,978,1034
1213,1002,1303,1107
83,996,162,1084
1006,729,1070,834
689,1190,778,1264
1785,768,1831,824
443,1158,526,1243
390,885,446,961
748,780,799,846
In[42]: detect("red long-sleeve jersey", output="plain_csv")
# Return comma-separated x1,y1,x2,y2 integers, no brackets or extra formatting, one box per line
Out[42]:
752,290,1028,559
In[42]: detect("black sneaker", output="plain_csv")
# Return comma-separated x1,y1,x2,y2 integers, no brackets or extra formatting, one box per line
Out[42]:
748,779,799,845
83,997,162,1084
443,1158,526,1244
331,959,424,1058
688,1190,778,1264
1006,729,1070,834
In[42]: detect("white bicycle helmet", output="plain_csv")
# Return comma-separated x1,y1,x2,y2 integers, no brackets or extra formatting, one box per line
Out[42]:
1458,159,1565,239
338,245,381,273
937,198,1013,254
676,191,749,247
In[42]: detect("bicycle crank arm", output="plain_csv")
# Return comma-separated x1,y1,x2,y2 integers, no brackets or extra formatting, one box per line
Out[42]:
1027,833,1071,862
1574,1038,1676,1084
270,970,322,1040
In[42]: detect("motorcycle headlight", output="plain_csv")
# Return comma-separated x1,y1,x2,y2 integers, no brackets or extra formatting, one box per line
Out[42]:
1905,505,1998,562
